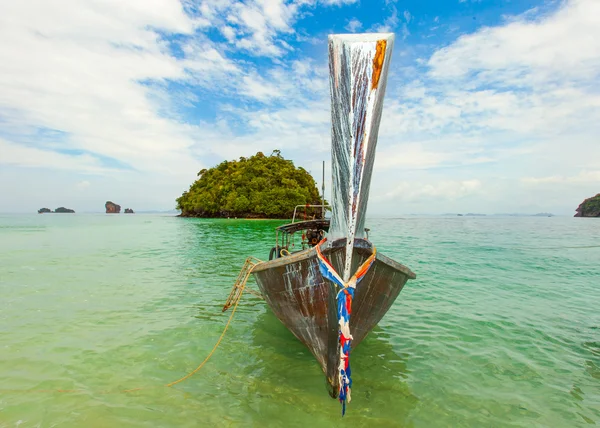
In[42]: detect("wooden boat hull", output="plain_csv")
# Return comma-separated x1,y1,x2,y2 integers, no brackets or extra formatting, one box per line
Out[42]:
251,238,416,397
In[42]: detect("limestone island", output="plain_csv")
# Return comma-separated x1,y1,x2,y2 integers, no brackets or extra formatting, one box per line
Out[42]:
177,150,323,219
124,208,134,214
574,193,600,217
38,207,75,213
105,201,121,213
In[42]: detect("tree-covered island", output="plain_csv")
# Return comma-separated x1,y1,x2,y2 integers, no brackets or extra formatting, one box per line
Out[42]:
574,193,600,217
38,207,75,213
177,151,323,219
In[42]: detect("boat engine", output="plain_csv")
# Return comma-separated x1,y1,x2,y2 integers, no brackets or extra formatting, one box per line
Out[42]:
305,228,324,247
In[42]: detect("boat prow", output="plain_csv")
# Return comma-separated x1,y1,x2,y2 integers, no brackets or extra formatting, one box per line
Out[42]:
251,238,415,397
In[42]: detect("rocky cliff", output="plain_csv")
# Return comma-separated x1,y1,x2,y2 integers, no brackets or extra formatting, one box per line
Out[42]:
105,201,121,213
574,193,600,217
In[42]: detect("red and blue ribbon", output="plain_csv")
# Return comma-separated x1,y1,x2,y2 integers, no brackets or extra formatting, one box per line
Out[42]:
315,238,376,415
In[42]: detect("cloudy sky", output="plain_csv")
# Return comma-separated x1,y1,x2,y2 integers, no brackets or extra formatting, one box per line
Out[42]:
0,0,598,215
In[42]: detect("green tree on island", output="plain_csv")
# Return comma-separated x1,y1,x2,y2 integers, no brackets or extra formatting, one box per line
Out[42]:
177,150,323,218
575,193,600,217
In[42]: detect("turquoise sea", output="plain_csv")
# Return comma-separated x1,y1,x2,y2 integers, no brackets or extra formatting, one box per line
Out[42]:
0,214,598,427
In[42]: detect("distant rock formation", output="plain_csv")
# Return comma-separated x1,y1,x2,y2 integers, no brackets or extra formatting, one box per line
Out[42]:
124,208,134,214
38,207,75,213
105,201,121,213
54,207,75,213
575,193,600,217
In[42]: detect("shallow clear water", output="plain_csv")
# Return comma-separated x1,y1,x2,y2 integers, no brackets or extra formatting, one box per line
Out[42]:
0,214,598,427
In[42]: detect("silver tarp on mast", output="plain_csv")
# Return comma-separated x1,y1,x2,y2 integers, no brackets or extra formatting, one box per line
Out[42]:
328,33,395,281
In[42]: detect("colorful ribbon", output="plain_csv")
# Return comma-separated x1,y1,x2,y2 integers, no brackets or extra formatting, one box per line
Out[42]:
315,238,377,415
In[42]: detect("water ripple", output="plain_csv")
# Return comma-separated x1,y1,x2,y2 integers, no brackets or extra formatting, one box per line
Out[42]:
0,215,598,427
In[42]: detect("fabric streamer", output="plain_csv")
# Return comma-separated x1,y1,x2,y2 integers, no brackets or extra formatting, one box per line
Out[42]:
315,238,377,415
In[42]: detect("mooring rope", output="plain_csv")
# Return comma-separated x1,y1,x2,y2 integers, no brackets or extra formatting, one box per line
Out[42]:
1,257,262,395
168,256,260,387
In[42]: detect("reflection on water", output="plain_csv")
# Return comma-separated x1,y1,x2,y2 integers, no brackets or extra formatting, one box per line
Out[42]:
242,310,419,425
583,341,600,382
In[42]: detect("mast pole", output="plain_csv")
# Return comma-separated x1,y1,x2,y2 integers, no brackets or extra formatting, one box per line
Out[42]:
322,160,325,219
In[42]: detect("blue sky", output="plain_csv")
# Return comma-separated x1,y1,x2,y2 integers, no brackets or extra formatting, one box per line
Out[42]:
0,0,598,215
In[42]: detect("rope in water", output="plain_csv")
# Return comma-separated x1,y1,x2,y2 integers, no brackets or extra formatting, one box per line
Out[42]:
1,257,261,395
165,288,243,387
167,257,259,387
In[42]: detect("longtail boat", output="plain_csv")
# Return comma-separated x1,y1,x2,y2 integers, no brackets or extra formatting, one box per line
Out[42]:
250,33,416,414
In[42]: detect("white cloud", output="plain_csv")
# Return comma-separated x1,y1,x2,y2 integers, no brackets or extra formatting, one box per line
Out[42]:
320,0,359,5
220,25,237,42
0,138,107,173
386,0,600,154
522,171,600,185
194,0,334,57
240,74,286,102
76,180,91,190
345,18,363,33
233,2,290,56
374,141,494,170
372,5,399,32
382,179,483,202
0,0,223,178
428,0,600,84
237,58,328,104
0,0,337,180
372,6,410,39
366,0,600,214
